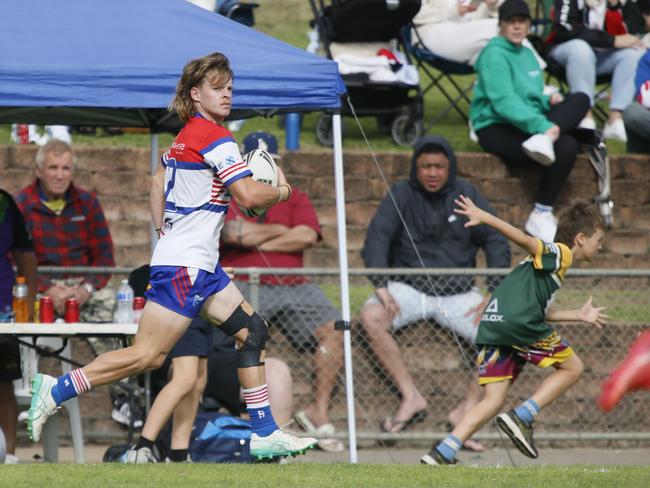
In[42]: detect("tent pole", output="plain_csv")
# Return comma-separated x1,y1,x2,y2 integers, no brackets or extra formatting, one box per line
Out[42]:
150,132,159,254
332,113,357,463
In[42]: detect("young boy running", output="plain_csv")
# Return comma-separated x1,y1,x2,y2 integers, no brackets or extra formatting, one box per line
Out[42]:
27,52,316,460
422,196,607,465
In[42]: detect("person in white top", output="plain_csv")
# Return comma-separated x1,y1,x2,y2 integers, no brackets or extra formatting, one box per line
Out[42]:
26,52,316,462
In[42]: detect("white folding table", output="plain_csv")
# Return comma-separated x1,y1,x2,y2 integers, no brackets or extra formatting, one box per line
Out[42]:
0,323,138,463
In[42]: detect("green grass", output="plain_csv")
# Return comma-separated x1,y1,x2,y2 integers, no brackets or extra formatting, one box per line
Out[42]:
2,464,650,487
1,0,629,153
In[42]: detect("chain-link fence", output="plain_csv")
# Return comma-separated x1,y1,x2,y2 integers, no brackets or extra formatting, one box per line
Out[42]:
238,267,650,443
36,266,650,443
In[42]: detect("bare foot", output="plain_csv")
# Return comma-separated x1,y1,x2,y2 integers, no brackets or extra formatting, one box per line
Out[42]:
383,393,427,432
301,404,330,428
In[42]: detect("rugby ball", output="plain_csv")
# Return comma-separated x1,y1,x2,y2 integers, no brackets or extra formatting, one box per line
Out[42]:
240,149,279,217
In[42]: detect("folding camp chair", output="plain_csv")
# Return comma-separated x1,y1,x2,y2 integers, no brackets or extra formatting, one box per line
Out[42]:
401,24,475,131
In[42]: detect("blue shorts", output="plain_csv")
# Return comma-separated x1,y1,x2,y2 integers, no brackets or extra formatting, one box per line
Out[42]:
145,264,231,319
169,317,213,359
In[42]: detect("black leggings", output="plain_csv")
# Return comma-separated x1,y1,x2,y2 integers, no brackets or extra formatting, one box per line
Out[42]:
476,93,590,206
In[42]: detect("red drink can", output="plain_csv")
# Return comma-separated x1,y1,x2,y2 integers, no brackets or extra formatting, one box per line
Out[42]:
39,296,55,323
64,298,80,323
133,296,145,311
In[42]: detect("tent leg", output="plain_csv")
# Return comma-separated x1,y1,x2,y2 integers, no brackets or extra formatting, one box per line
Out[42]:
150,132,159,254
332,113,357,464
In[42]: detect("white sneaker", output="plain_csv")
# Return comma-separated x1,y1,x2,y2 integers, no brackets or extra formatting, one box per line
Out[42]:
4,454,19,464
27,374,59,442
522,134,556,166
525,210,558,243
119,446,157,464
602,118,627,142
578,117,596,130
250,428,317,460
295,410,345,453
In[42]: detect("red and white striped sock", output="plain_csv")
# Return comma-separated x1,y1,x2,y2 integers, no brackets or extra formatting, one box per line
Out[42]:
69,368,91,394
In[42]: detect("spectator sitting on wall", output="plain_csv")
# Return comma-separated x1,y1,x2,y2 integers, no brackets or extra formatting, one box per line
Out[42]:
471,0,590,242
15,139,116,323
220,131,345,453
359,135,511,451
546,0,645,141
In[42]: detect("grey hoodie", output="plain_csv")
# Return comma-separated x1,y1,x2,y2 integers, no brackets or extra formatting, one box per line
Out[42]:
361,136,511,295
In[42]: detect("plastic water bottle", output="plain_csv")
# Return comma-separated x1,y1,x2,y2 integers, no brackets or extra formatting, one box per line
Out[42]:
114,279,134,324
12,276,29,323
306,29,319,54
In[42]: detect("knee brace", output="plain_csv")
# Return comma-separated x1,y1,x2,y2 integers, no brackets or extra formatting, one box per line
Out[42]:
220,305,268,368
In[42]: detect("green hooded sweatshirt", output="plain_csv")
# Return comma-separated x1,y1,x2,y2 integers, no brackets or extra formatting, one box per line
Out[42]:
470,35,553,135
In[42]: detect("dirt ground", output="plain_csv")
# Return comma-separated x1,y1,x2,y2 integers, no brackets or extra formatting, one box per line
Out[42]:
13,444,650,466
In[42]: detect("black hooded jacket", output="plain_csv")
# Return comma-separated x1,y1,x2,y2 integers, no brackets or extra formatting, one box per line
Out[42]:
361,136,511,296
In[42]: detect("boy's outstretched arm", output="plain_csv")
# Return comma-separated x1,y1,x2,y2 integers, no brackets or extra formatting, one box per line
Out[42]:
454,195,538,256
546,296,608,329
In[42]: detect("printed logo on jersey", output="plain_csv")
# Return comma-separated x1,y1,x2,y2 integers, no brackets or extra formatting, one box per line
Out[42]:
481,298,503,322
217,155,237,171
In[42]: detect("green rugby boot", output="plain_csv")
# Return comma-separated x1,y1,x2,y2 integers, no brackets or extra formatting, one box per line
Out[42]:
250,429,317,461
496,409,538,458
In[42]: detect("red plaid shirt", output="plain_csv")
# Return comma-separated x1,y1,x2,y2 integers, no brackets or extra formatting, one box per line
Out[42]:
15,180,115,292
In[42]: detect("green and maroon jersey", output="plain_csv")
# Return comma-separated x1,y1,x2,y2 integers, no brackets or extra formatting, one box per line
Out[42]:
476,240,573,346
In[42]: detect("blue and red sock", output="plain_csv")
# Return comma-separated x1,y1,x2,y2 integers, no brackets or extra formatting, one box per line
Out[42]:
50,369,91,405
242,384,278,437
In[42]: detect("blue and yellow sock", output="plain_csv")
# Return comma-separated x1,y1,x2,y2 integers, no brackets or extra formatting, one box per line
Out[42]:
514,398,540,424
243,384,278,437
436,434,462,462
50,369,91,405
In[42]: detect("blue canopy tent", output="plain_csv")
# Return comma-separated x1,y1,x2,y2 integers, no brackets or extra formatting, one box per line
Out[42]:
0,0,358,462
0,0,345,128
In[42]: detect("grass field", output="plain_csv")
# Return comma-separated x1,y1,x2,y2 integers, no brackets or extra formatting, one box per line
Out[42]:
3,464,650,487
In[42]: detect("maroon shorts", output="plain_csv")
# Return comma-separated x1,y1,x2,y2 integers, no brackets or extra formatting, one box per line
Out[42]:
477,330,574,385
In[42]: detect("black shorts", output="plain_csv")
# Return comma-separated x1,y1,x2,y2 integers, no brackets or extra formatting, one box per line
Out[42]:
0,336,22,382
168,317,214,359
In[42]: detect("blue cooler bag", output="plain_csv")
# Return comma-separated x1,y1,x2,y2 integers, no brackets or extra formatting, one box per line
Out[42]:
189,411,252,463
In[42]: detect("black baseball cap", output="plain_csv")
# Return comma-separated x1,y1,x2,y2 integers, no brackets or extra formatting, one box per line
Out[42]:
498,0,531,22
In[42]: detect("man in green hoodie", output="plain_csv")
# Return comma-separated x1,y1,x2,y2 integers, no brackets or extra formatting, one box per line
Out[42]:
470,0,590,243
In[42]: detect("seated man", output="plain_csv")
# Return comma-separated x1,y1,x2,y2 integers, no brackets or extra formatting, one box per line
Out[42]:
220,131,344,453
359,135,511,450
15,139,115,323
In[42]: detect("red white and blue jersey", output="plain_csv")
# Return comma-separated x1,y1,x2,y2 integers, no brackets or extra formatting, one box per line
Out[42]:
150,114,252,272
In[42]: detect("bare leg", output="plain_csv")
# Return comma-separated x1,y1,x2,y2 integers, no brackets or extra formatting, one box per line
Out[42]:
447,378,485,452
360,303,427,430
302,321,343,426
83,301,191,386
265,357,293,426
0,383,17,455
531,354,584,408
171,358,207,450
451,381,510,442
141,355,199,443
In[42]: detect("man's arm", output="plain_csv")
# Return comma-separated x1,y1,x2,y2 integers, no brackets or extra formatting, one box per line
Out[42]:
546,297,608,329
150,164,165,231
222,219,288,248
258,225,318,253
454,195,538,256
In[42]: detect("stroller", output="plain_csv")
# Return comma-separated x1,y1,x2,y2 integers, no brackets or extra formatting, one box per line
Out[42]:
309,0,424,147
